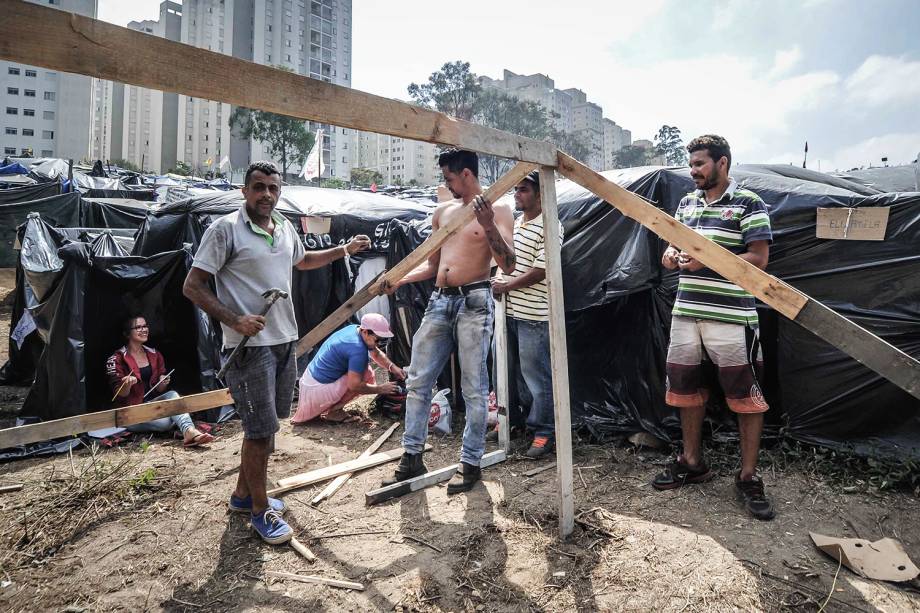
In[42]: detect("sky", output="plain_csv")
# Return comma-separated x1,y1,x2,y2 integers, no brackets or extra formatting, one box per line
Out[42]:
98,0,920,172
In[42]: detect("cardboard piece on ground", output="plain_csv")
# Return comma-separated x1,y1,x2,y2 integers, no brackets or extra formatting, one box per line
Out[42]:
815,207,889,241
810,532,920,582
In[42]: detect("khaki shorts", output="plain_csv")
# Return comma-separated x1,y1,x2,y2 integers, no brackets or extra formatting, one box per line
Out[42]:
665,316,768,414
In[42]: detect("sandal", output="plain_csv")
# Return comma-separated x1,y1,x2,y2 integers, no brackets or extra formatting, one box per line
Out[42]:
652,459,714,491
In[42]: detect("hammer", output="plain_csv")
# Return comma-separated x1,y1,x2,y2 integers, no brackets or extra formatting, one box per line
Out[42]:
217,288,289,380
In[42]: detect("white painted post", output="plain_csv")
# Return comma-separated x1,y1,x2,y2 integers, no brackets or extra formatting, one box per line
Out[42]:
494,295,511,453
539,166,575,539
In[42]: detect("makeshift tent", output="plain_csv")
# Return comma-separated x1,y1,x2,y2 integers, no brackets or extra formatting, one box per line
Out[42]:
18,214,213,421
132,186,431,361
554,165,920,460
834,165,920,194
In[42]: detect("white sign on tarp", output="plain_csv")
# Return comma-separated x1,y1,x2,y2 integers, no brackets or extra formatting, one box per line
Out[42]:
300,129,325,180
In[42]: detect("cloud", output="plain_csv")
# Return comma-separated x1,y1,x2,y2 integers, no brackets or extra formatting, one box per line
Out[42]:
844,55,920,108
767,46,802,79
825,132,920,171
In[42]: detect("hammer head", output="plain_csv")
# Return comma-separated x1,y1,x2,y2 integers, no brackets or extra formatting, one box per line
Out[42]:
261,288,289,304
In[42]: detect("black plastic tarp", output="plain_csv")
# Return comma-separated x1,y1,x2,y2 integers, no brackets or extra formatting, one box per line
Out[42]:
833,165,920,194
20,217,215,420
554,165,920,459
0,180,62,205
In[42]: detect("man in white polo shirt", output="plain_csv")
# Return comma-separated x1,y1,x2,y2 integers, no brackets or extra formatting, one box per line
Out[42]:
183,161,370,544
491,170,562,459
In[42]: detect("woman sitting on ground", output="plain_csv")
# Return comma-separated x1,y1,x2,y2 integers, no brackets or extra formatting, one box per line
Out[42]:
106,315,214,447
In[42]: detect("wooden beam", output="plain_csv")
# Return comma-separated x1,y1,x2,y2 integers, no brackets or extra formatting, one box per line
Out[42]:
296,162,538,355
310,422,399,504
555,152,920,401
289,537,317,563
539,166,576,539
494,295,511,453
0,389,233,449
267,445,431,496
364,450,506,506
265,571,364,591
0,1,556,167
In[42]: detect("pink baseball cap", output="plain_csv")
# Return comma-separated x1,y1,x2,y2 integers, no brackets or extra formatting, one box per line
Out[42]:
360,313,393,338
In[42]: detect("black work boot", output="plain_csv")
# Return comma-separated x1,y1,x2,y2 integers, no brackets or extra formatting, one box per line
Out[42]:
735,472,775,521
381,452,427,487
446,462,481,495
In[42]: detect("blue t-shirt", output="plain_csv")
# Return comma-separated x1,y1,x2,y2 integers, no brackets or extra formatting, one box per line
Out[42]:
308,325,370,384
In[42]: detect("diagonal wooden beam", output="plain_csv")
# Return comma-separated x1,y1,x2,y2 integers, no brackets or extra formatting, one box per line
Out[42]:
555,152,920,401
0,389,233,449
0,1,556,166
296,162,537,355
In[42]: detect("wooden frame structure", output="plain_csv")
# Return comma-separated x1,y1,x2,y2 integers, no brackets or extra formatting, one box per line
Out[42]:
3,0,920,539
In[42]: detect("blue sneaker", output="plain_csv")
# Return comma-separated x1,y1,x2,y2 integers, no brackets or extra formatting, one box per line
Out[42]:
228,494,288,514
250,509,292,544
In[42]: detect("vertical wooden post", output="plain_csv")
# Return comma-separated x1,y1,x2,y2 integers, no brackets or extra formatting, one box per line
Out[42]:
494,295,511,453
539,166,574,539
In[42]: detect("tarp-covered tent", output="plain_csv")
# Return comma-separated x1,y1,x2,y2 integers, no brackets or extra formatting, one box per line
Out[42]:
133,186,431,361
834,165,920,194
17,214,213,421
555,165,920,460
0,180,62,205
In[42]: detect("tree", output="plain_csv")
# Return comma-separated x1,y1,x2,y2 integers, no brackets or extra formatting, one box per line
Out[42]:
229,107,314,181
408,61,481,120
322,177,349,190
549,128,594,166
110,158,141,173
654,125,688,165
167,160,192,176
613,145,651,169
350,167,384,187
474,89,552,183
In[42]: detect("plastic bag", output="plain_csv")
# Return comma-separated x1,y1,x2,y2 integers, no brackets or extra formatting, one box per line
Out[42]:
487,390,499,427
428,388,451,435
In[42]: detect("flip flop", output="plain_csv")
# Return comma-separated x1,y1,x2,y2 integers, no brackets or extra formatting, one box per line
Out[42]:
183,432,215,447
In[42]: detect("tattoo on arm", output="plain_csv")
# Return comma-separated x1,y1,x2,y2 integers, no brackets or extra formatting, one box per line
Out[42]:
485,228,516,272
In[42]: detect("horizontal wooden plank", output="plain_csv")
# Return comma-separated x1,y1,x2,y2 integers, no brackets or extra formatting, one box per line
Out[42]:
0,1,556,166
311,422,399,504
296,162,537,355
364,449,506,506
265,571,363,591
267,444,431,496
556,152,920,402
556,152,808,319
0,389,233,449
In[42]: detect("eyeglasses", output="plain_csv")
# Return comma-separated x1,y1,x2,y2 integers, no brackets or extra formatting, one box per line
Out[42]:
368,331,390,348
130,325,149,331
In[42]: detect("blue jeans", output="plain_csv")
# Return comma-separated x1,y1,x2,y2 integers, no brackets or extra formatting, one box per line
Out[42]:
507,317,555,437
126,391,194,435
403,288,494,465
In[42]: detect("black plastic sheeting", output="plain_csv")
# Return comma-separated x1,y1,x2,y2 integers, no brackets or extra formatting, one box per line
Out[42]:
19,215,214,421
132,186,431,367
834,165,920,194
0,180,61,205
555,165,920,460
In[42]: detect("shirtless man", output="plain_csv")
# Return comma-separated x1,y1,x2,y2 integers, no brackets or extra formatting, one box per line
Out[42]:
380,148,515,493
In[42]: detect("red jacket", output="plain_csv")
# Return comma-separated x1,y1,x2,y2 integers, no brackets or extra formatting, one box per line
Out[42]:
106,345,167,408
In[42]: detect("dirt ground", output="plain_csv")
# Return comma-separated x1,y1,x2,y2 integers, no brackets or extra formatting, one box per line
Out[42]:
0,275,919,611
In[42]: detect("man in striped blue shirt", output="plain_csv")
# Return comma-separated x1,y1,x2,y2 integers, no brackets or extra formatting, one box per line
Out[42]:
653,135,775,520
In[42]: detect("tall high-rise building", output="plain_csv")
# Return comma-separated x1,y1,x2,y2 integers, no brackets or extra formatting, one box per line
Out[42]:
91,0,353,177
602,118,631,170
1,0,98,161
354,131,439,186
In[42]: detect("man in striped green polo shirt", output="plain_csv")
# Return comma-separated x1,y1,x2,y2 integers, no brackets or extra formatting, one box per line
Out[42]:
652,135,775,521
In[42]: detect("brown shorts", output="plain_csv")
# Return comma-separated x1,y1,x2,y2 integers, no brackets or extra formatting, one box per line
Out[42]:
665,316,768,414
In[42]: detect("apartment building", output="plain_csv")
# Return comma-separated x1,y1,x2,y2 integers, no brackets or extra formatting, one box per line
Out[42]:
354,131,439,186
602,118,631,170
1,0,97,161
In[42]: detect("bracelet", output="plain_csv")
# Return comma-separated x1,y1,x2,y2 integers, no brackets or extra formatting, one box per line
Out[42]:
341,245,349,258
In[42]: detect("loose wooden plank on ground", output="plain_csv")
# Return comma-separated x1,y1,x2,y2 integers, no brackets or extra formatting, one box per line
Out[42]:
0,2,556,167
265,571,364,591
364,449,506,506
296,163,537,355
310,422,399,504
267,445,431,496
0,389,233,449
289,537,317,563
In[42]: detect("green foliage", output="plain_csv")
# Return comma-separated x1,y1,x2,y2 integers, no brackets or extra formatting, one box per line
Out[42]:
350,167,384,187
321,177,350,190
130,467,157,489
613,145,651,169
110,158,141,173
654,124,688,165
549,128,595,166
166,160,192,176
475,89,552,183
408,60,481,121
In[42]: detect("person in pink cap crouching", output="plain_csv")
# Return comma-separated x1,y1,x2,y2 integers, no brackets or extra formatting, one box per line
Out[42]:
293,313,407,424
